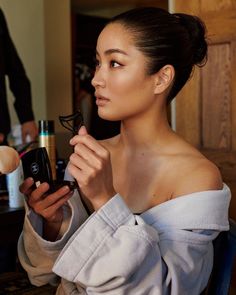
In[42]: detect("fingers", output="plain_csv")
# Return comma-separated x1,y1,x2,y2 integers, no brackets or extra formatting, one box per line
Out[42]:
27,184,72,222
70,130,107,159
29,182,50,203
20,177,35,195
20,175,74,223
30,185,72,219
78,125,88,136
29,184,70,206
42,193,71,220
70,142,105,170
69,129,110,178
68,162,89,187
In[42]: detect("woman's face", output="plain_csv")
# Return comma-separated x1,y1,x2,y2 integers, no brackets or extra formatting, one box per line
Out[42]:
91,23,158,122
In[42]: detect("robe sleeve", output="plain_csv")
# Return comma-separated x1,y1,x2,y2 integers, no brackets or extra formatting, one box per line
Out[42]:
17,192,88,287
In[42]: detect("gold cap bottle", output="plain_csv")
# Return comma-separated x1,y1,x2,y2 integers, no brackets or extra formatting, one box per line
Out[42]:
38,120,56,180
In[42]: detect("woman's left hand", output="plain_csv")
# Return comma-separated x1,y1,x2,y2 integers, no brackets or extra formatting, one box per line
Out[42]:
68,126,116,211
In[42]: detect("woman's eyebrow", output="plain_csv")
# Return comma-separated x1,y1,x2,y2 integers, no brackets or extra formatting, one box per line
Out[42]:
96,48,128,56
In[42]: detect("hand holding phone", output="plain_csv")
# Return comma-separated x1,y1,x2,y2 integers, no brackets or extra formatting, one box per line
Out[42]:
21,147,77,193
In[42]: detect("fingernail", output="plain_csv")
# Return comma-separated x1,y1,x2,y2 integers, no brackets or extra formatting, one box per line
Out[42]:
69,138,75,145
62,186,70,193
42,182,49,189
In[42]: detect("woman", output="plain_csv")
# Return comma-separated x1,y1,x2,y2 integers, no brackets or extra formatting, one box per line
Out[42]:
18,7,231,295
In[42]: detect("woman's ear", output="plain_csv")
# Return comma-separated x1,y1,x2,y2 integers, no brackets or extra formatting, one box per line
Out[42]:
154,65,175,94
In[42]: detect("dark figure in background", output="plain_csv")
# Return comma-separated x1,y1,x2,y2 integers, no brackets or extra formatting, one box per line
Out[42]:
0,8,37,273
0,8,38,146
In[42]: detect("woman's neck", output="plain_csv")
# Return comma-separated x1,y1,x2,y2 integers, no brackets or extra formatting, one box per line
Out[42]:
118,107,173,153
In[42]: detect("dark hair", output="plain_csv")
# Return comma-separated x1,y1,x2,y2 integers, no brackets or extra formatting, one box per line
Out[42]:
109,7,208,104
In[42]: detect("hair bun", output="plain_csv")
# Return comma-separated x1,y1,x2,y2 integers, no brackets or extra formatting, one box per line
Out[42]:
174,13,208,66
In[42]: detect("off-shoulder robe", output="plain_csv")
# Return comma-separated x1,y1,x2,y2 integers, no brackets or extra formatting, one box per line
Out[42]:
18,184,231,295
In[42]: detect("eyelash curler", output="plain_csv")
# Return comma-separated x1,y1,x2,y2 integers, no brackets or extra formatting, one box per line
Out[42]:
59,110,84,135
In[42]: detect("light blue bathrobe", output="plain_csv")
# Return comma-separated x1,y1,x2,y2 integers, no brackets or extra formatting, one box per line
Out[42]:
18,183,231,295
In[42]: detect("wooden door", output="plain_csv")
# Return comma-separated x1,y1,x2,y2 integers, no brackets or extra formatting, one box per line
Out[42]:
172,0,236,220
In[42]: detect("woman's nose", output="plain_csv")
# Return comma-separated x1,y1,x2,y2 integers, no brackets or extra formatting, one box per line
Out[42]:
91,70,106,88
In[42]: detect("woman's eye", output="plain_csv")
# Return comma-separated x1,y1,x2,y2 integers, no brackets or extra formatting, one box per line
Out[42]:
110,60,121,68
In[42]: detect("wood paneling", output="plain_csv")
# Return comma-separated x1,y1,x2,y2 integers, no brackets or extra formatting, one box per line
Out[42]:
232,40,236,150
172,0,200,14
203,10,236,43
201,43,231,150
200,0,236,13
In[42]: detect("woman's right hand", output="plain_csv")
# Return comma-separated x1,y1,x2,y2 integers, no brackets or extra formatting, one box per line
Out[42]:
20,177,72,223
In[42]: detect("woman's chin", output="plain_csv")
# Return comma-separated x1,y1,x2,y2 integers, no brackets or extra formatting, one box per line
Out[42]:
97,110,120,122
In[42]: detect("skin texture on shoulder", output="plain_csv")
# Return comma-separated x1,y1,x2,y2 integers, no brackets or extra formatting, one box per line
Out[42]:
151,134,224,200
171,153,223,199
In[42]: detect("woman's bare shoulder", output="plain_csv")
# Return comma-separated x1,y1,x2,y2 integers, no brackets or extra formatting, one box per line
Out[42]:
171,151,223,199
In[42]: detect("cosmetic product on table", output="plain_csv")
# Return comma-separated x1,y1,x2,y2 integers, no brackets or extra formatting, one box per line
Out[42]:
38,120,57,181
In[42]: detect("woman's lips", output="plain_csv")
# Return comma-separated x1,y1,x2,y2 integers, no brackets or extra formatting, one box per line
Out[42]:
95,94,110,106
